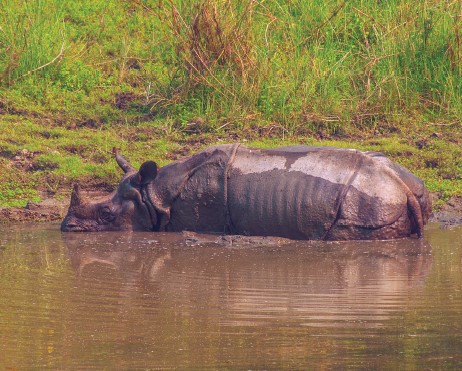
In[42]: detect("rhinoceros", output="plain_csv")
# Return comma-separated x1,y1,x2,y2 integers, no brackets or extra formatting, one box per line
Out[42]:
61,144,431,240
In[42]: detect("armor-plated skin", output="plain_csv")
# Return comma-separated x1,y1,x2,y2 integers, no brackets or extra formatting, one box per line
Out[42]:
61,144,431,240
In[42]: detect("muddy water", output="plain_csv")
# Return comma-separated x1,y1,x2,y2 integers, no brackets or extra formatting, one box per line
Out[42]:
0,224,461,369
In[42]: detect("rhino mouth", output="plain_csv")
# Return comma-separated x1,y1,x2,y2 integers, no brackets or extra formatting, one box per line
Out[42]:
61,222,89,232
61,216,97,232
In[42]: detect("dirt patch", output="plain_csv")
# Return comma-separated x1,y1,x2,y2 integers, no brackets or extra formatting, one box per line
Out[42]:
114,92,138,110
12,148,36,171
166,135,215,160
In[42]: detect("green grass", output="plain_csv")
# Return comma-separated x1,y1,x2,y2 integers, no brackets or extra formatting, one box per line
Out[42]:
1,0,461,129
0,0,461,208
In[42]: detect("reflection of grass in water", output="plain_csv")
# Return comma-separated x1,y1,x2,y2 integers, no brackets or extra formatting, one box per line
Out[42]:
0,228,67,272
403,223,462,368
0,227,74,368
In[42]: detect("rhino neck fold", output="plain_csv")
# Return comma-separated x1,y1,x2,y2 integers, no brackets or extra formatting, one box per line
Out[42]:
140,187,159,231
143,144,242,233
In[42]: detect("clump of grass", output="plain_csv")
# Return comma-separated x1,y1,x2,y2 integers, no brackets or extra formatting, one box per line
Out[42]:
147,0,261,126
171,0,256,83
0,176,40,208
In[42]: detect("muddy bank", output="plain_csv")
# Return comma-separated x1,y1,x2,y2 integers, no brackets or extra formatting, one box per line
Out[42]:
0,189,107,224
0,198,66,223
1,192,461,228
429,197,462,226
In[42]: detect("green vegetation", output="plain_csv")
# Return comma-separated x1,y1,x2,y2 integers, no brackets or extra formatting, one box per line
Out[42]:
0,0,461,208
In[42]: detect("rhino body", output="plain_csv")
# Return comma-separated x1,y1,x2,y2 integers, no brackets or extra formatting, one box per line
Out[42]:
61,144,431,240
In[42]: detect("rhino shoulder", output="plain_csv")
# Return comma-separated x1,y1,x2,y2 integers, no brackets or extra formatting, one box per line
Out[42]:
145,144,239,231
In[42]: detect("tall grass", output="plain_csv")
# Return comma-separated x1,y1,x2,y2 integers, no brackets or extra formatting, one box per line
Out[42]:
0,0,65,84
0,0,461,134
152,0,462,133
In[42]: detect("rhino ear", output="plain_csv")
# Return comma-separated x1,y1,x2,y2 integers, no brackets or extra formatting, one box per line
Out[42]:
137,161,158,185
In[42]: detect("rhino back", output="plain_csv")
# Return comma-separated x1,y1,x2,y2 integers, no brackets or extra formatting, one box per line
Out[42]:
227,147,410,240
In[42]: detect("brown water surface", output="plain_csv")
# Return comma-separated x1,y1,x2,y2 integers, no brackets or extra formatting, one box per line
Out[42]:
0,223,461,369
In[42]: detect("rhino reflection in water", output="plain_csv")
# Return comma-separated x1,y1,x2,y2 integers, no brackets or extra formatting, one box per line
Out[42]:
63,233,432,326
61,144,431,240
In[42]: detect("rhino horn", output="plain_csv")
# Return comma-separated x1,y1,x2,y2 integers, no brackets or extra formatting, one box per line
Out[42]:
113,148,135,173
70,183,84,207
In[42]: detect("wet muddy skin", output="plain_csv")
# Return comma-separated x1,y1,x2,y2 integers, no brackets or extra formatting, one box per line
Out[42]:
0,223,462,369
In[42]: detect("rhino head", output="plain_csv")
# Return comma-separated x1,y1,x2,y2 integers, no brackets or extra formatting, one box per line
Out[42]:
61,152,159,232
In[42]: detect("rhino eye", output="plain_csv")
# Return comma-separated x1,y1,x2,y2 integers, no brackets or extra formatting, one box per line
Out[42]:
98,207,115,223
